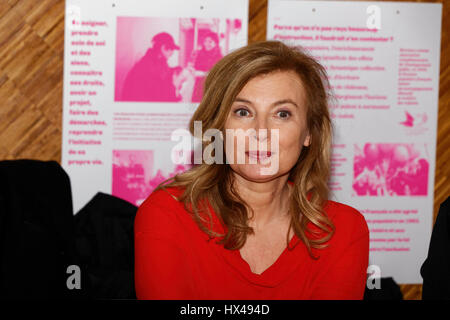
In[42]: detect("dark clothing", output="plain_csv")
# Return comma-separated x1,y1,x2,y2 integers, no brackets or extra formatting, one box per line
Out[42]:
121,48,180,102
74,192,138,299
363,277,403,300
0,160,84,299
421,196,450,299
0,160,138,299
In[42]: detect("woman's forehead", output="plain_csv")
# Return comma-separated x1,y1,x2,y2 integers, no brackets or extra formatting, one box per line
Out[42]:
235,71,306,105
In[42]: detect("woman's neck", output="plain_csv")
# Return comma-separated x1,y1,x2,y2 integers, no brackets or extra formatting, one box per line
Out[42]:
232,173,292,231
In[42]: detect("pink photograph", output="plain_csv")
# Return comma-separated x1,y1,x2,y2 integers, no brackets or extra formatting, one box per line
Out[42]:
112,150,154,206
115,17,243,103
352,143,429,197
147,163,193,192
112,149,193,206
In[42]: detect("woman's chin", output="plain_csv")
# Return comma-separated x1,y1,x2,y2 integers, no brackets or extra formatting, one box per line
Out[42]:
232,164,281,182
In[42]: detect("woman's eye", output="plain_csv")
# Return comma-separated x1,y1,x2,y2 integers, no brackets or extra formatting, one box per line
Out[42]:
277,110,291,119
235,108,250,117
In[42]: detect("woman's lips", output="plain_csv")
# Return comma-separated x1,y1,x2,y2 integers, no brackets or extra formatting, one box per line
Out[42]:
245,151,273,161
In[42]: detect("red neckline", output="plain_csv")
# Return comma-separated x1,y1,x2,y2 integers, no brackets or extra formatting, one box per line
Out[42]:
205,179,305,288
212,231,303,288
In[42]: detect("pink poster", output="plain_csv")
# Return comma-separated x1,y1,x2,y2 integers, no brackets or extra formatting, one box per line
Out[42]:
115,17,243,103
268,0,441,284
112,149,192,206
62,0,248,216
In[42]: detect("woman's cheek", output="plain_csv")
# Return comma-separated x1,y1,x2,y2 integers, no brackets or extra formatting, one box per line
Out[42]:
279,128,303,164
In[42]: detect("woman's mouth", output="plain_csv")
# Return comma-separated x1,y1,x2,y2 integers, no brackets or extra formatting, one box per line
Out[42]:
245,151,273,162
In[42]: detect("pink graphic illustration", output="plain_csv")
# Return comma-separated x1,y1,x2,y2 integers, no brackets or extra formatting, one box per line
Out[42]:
353,143,429,196
115,17,242,103
399,111,414,127
399,111,429,135
112,150,193,206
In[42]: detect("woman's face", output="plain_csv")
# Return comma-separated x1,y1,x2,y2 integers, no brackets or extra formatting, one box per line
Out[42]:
224,70,311,182
203,37,216,51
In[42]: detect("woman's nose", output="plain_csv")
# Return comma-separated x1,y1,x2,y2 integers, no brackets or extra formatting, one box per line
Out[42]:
253,117,269,142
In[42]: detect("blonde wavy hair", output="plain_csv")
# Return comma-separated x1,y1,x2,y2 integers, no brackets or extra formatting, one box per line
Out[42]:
156,41,335,258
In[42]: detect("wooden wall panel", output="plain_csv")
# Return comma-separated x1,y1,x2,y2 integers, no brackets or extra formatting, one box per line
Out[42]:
0,0,448,300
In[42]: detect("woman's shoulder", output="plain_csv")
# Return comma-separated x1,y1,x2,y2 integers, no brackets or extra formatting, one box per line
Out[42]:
323,200,369,239
135,186,186,234
142,186,184,207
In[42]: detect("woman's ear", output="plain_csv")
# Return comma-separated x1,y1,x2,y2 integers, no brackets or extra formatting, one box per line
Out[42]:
303,133,311,147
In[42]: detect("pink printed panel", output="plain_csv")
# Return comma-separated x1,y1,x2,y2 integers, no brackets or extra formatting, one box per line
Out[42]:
112,150,153,206
147,149,194,192
112,149,193,206
353,143,429,197
115,17,242,103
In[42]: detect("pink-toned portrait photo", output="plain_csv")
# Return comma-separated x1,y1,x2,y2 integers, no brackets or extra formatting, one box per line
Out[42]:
115,16,242,103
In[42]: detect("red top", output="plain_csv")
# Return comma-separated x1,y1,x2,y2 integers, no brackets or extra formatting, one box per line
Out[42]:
134,186,369,300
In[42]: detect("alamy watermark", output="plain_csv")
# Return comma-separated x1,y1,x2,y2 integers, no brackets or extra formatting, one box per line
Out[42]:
66,265,81,290
171,121,280,175
366,264,381,290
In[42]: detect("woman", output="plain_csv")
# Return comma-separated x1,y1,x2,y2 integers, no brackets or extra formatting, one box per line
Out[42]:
135,41,369,299
191,31,223,102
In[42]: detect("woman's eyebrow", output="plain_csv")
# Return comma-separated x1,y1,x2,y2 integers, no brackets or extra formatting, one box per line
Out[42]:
272,99,298,108
233,97,298,108
234,97,252,104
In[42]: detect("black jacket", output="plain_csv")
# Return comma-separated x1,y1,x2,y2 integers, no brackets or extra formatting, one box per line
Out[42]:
0,160,138,299
0,160,83,299
74,192,137,299
421,196,450,299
